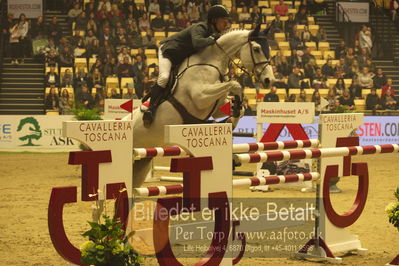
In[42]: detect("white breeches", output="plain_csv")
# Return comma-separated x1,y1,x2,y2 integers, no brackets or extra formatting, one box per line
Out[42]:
157,45,172,88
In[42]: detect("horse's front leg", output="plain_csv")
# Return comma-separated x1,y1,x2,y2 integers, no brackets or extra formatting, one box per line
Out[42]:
194,81,243,110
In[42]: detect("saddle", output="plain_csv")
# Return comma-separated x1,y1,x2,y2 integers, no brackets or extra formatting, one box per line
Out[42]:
143,64,243,124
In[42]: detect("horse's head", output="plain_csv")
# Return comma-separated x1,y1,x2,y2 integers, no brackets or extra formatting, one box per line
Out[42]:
239,24,275,88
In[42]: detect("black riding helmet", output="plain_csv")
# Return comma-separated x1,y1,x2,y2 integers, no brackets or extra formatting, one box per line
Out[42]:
207,5,230,24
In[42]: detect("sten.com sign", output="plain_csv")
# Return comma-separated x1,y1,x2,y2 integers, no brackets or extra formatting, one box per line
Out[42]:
337,1,369,23
8,0,42,18
234,115,399,145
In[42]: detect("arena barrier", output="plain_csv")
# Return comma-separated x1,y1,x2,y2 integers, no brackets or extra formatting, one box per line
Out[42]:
48,112,399,265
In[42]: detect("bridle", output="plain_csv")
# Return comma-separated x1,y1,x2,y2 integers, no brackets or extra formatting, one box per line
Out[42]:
214,37,271,84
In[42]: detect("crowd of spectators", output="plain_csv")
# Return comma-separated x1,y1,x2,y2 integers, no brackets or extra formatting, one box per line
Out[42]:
2,0,397,114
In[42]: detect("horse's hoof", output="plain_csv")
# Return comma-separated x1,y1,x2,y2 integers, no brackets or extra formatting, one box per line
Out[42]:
329,185,342,194
143,110,154,128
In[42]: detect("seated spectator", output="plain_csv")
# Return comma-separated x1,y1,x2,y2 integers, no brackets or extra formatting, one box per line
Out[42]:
285,94,296,102
109,88,121,99
339,89,355,110
85,1,96,17
149,66,159,81
74,67,88,91
45,86,60,112
284,14,295,39
123,87,139,99
89,68,105,90
271,15,284,34
382,88,398,110
118,57,134,78
238,72,254,87
373,68,387,89
312,90,322,111
99,27,114,46
151,11,166,31
67,3,82,23
322,59,335,78
45,67,59,87
76,85,94,109
139,13,151,32
142,30,158,49
348,59,361,79
349,78,362,98
84,29,98,47
59,46,74,67
316,27,328,43
382,78,395,97
325,88,338,111
275,0,289,16
288,67,303,88
47,16,61,41
85,39,100,59
277,56,291,77
357,67,374,91
90,59,104,74
302,47,316,66
313,68,328,88
242,98,253,115
238,6,252,23
61,69,73,87
188,4,200,22
333,78,346,96
345,47,356,67
87,13,98,34
98,0,112,12
97,3,112,22
334,58,347,78
301,25,315,42
353,39,362,55
103,57,118,77
365,59,376,74
94,90,106,112
45,46,59,67
335,40,347,59
133,55,147,78
357,48,369,68
289,49,304,68
251,6,263,24
290,31,304,51
366,88,383,111
272,66,289,91
297,89,308,102
31,16,47,39
148,0,161,14
115,27,127,46
304,59,317,81
117,47,132,65
59,88,73,115
263,86,280,102
230,6,239,23
295,7,308,25
176,11,189,30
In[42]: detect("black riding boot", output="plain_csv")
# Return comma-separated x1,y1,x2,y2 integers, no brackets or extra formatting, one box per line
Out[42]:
142,83,164,128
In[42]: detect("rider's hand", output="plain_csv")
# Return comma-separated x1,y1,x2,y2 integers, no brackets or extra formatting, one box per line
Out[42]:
209,33,221,42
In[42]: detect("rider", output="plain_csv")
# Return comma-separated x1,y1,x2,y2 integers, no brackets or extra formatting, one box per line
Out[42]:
142,5,230,127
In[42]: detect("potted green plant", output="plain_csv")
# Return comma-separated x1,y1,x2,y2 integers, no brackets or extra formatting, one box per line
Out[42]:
386,188,399,230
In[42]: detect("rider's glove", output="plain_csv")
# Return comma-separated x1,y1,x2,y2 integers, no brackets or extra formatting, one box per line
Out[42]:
209,33,221,41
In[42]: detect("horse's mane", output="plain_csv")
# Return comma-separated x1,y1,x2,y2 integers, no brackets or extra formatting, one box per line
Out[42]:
220,28,248,36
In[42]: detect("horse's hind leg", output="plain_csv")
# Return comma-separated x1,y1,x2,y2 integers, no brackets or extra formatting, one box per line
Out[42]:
133,158,153,188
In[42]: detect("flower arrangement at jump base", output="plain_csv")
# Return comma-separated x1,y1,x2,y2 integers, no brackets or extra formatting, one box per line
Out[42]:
80,215,142,266
79,188,143,266
386,187,399,229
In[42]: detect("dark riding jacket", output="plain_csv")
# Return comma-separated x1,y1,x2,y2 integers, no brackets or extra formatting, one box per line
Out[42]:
160,22,218,65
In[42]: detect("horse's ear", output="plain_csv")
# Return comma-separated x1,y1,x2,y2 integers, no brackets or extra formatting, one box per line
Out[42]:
249,23,261,39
